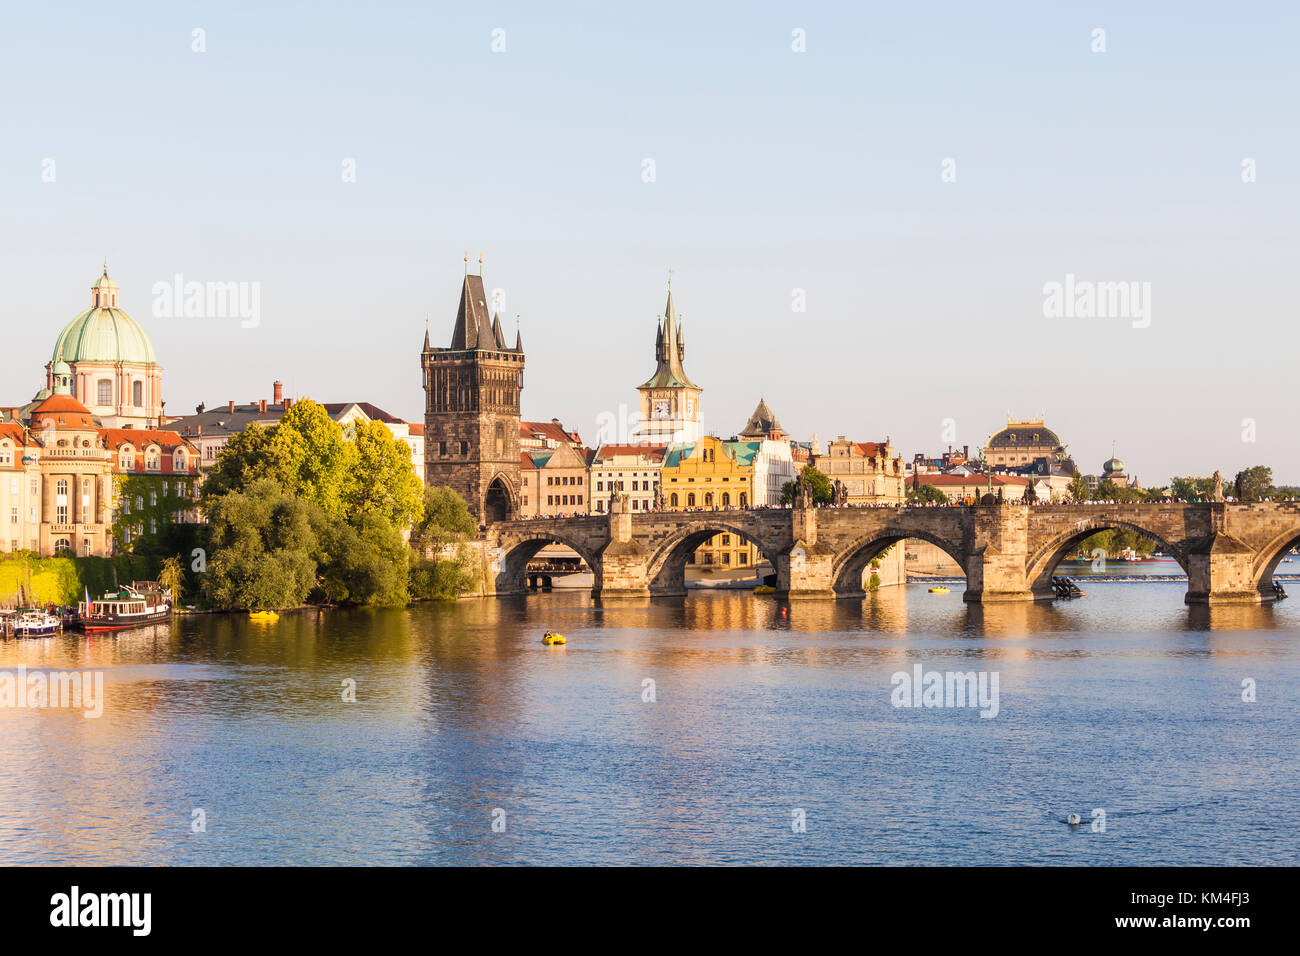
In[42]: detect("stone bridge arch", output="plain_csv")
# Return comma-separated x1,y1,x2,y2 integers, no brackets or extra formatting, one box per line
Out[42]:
1024,515,1188,596
492,527,604,596
831,528,969,597
644,520,781,596
1249,524,1300,598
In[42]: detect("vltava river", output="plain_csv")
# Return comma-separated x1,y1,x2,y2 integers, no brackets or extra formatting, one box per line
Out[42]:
1,583,1297,865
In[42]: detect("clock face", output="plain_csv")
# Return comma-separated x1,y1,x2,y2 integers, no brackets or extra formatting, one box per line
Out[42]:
654,400,670,420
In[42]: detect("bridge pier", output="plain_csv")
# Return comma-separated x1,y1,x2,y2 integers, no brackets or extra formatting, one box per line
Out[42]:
1185,532,1270,605
773,505,837,599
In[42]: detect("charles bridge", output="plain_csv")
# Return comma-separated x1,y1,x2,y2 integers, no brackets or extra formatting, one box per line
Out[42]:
482,499,1300,605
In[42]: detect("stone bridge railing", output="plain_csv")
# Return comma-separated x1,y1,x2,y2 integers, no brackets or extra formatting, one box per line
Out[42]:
482,501,1300,605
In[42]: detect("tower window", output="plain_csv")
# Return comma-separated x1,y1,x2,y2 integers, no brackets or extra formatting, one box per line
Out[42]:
97,380,112,405
133,381,144,406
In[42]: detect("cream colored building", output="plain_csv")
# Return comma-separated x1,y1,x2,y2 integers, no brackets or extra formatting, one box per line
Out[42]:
590,444,665,514
520,442,591,517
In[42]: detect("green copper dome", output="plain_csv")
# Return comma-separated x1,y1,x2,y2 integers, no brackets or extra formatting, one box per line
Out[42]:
51,272,158,366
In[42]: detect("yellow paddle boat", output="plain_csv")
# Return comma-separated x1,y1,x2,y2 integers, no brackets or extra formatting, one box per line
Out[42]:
541,631,566,646
249,610,280,622
927,586,950,594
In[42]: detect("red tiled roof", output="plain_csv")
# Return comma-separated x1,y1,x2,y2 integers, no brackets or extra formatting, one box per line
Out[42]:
0,423,33,449
592,443,667,462
30,394,98,428
521,420,582,445
104,429,201,476
918,473,1028,486
102,428,197,452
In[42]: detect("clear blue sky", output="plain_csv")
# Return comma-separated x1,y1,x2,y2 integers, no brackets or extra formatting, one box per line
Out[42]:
3,1,1298,485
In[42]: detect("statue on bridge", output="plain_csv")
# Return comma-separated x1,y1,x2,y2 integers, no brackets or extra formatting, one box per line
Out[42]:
832,479,847,506
1212,470,1225,502
654,483,664,512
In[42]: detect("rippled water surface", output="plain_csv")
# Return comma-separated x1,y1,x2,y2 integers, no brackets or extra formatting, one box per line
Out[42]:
1,583,1297,865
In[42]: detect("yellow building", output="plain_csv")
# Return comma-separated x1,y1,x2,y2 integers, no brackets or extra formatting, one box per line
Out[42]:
661,436,762,571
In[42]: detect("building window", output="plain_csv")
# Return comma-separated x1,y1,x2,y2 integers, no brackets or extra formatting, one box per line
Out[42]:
54,538,71,555
722,493,730,507
494,423,505,456
133,381,144,407
722,553,730,565
704,493,714,507
670,493,678,507
687,493,696,507
740,493,747,507
97,380,112,405
739,553,748,565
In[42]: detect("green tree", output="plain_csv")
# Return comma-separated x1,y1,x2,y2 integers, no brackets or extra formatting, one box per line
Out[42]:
1233,465,1273,501
906,483,949,504
780,464,833,505
343,419,424,530
1170,476,1214,502
1066,469,1089,502
201,479,321,611
157,555,185,601
411,486,479,554
314,511,411,606
1093,478,1121,500
199,422,291,506
270,398,355,518
409,486,480,600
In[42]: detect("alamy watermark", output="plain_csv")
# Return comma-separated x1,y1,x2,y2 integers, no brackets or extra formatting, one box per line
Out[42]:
1,666,104,718
1042,273,1151,328
152,274,261,328
890,664,999,718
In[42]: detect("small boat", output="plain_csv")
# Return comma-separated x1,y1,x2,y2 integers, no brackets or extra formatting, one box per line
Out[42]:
248,610,280,622
541,631,566,645
14,609,61,637
928,586,950,594
80,582,172,633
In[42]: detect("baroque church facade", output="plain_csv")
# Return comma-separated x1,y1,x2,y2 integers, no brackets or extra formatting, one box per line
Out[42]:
0,269,199,559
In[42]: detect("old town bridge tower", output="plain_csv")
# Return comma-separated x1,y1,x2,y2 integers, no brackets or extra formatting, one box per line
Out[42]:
421,263,524,524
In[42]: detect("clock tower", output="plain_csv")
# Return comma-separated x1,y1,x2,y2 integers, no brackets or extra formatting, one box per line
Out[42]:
635,282,701,444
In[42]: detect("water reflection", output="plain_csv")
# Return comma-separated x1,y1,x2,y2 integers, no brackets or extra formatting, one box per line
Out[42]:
0,583,1297,865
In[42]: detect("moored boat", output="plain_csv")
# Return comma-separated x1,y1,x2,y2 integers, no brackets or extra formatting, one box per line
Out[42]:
13,609,62,637
79,582,172,633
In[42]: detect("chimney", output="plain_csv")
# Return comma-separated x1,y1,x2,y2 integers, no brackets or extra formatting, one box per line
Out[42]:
282,398,290,410
273,381,283,404
259,399,267,414
227,400,235,413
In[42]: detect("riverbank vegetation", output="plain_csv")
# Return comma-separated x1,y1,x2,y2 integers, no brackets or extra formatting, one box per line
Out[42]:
0,552,162,606
191,399,478,611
